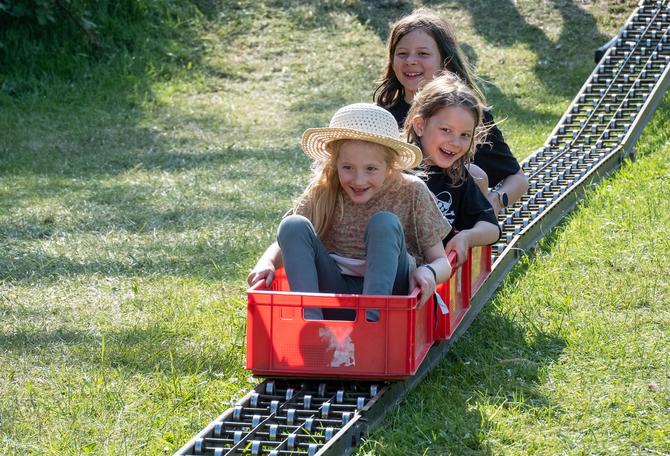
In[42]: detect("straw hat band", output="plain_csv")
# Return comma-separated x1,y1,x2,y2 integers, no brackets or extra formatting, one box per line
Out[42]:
301,103,422,170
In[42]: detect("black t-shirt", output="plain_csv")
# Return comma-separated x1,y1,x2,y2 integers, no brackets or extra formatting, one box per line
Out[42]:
422,165,501,243
388,99,412,129
387,100,521,187
476,110,520,187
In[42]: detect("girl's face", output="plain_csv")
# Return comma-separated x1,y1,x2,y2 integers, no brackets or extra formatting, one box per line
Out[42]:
337,140,389,204
412,106,476,170
392,30,443,103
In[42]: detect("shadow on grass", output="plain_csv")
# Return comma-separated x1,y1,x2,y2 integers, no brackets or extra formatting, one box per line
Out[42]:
0,135,304,284
269,0,414,41
438,307,566,453
362,298,567,453
438,0,610,97
420,216,577,452
280,0,584,134
0,323,245,377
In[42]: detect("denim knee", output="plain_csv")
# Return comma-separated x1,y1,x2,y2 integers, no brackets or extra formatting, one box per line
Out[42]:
365,211,403,242
277,214,313,245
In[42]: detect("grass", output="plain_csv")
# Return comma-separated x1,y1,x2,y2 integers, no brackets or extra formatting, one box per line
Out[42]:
1,0,668,454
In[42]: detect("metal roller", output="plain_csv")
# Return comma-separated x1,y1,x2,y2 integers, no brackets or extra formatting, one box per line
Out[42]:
250,392,260,408
232,405,242,421
286,408,296,426
269,424,279,440
287,433,297,450
270,400,279,414
321,401,331,419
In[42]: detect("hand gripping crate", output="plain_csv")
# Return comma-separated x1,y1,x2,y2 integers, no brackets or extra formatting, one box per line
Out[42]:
246,268,435,380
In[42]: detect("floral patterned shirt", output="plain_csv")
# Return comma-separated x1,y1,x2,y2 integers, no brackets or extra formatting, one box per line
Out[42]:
293,172,450,264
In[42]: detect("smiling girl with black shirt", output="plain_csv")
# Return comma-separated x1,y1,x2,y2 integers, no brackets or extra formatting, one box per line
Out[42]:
405,72,501,266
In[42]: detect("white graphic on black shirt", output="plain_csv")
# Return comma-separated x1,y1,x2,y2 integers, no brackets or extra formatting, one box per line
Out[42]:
435,191,455,225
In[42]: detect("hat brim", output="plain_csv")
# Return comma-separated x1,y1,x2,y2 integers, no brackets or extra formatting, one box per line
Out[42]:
301,127,422,170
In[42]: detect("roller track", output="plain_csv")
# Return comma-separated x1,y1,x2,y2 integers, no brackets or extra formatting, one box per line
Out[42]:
175,1,670,455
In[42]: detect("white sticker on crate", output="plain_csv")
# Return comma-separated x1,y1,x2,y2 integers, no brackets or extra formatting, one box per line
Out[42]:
319,327,355,367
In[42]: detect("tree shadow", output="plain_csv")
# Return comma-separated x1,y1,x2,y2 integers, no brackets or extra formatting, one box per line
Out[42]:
280,1,579,137
436,0,610,97
270,0,415,41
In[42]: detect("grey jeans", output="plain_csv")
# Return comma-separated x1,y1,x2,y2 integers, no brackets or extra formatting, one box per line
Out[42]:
277,212,411,321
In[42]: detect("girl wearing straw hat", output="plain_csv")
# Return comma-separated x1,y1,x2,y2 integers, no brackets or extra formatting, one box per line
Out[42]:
247,103,452,320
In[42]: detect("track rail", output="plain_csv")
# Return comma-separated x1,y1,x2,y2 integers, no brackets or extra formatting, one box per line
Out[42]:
175,1,670,454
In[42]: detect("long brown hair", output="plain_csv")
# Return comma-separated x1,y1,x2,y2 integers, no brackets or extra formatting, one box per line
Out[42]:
294,140,404,236
374,7,485,108
404,72,488,186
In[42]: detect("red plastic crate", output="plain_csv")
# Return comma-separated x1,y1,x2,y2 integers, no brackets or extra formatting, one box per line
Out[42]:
470,245,491,296
434,246,492,341
434,253,470,341
246,268,434,380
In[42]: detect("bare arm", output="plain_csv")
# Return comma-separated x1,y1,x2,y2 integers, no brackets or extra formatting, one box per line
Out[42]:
487,169,529,214
247,242,283,287
446,220,500,267
466,163,490,195
410,242,452,306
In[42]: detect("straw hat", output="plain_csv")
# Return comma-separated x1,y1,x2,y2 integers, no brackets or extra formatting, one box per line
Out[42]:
301,103,422,170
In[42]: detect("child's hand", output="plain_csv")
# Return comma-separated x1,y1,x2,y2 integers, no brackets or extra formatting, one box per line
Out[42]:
446,232,470,268
410,265,437,306
486,191,503,215
247,260,276,288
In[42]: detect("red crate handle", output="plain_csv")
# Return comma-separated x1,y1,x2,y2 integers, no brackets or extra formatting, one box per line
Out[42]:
447,250,458,272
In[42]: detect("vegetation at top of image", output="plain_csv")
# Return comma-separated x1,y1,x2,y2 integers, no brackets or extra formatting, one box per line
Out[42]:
0,0,208,95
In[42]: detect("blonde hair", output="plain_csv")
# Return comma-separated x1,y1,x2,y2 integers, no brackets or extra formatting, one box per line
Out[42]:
294,139,405,236
405,72,489,186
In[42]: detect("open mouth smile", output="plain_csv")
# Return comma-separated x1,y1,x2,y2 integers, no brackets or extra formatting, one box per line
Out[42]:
439,148,458,158
403,72,423,79
350,186,370,195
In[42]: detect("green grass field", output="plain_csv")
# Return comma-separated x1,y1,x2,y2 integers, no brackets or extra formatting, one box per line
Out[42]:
1,1,668,454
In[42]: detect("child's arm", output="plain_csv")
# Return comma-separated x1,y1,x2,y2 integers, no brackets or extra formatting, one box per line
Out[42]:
487,169,529,214
247,242,283,287
411,242,452,306
466,163,489,195
446,221,500,267
477,111,529,212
